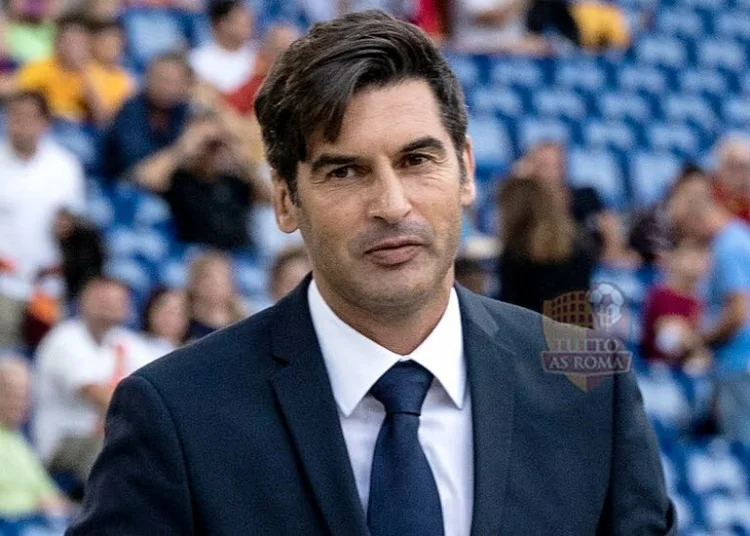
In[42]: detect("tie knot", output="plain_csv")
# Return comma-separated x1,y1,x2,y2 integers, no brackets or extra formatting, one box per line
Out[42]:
370,361,434,416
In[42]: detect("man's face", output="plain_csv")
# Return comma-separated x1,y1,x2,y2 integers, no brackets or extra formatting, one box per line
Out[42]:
216,5,253,46
92,28,125,66
6,98,48,153
0,362,30,430
718,149,750,196
81,282,130,336
56,25,91,69
531,143,566,186
146,60,190,109
273,81,476,317
667,180,711,239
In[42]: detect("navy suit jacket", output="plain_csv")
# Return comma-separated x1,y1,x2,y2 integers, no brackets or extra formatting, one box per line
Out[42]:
67,280,676,535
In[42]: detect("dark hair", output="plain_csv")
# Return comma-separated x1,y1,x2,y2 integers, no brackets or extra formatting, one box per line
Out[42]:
6,90,51,118
81,275,131,295
88,18,123,36
141,287,176,335
255,10,467,198
56,13,90,35
209,0,243,25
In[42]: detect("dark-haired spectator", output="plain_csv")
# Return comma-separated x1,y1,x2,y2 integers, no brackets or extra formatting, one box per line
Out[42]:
526,0,580,45
140,287,188,359
712,135,750,225
101,51,191,180
269,245,310,302
641,239,710,368
0,355,69,518
87,19,135,122
137,112,259,250
497,177,595,314
186,251,245,340
54,208,105,301
0,91,85,347
455,257,489,295
14,15,113,124
33,277,153,478
454,0,549,54
668,172,750,445
189,0,257,97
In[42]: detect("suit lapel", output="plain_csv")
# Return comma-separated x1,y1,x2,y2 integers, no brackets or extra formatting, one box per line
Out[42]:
269,278,368,536
457,287,517,536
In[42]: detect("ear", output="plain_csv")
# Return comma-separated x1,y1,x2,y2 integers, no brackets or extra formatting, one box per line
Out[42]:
460,136,477,208
272,172,299,234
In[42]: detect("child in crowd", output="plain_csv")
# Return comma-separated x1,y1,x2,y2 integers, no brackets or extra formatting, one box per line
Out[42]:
641,239,711,369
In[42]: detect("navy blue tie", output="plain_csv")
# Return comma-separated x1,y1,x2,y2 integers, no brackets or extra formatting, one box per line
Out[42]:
367,361,444,536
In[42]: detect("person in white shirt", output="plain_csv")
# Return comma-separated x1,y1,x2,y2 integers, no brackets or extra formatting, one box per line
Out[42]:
33,277,155,472
189,0,257,95
454,0,549,54
0,90,85,347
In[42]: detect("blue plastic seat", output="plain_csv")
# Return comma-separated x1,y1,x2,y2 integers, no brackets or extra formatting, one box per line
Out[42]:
467,116,514,172
554,60,607,92
618,65,669,95
489,58,545,88
646,122,702,157
598,91,652,122
517,117,571,151
678,69,730,96
532,89,587,120
103,257,152,297
630,151,682,207
678,0,728,10
662,94,719,130
714,10,750,39
447,54,481,89
634,36,687,68
470,86,524,117
49,120,101,173
722,98,750,128
567,148,626,209
122,8,189,71
696,39,746,72
655,9,705,37
583,120,637,152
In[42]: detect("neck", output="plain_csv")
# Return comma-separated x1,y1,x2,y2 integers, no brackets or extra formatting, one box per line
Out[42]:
10,141,37,161
215,35,244,52
192,300,232,327
85,322,109,345
706,208,732,238
667,277,695,296
314,277,454,355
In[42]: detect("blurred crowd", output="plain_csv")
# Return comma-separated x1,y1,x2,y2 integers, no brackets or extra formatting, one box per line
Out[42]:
0,0,748,528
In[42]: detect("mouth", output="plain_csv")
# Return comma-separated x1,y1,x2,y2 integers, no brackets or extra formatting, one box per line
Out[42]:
364,238,424,266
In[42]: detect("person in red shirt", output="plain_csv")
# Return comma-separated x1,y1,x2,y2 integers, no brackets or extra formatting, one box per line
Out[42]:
641,239,710,367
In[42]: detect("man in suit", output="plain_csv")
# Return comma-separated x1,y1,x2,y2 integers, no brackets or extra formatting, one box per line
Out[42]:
68,10,675,535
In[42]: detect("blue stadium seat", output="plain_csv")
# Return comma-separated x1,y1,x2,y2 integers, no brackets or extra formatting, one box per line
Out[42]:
446,54,482,89
696,39,746,72
103,257,152,297
470,86,524,117
133,229,170,264
567,148,626,209
598,91,652,122
122,9,189,71
554,60,607,92
722,98,750,128
634,36,687,68
85,185,115,230
662,94,719,130
49,120,101,174
467,115,514,171
132,192,172,230
159,255,188,288
714,10,750,39
583,120,637,152
637,364,692,431
531,89,587,120
517,117,571,150
105,226,140,258
617,65,669,95
655,9,706,37
489,58,545,88
678,69,730,96
630,151,682,207
702,494,750,533
677,0,729,10
646,122,702,157
234,256,269,300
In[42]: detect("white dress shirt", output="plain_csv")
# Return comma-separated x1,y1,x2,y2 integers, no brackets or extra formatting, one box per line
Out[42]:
189,40,258,94
308,281,474,536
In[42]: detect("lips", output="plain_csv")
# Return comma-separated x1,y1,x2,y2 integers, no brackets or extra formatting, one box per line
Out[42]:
364,237,424,266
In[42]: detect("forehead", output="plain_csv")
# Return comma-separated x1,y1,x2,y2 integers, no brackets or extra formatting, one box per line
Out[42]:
306,80,451,160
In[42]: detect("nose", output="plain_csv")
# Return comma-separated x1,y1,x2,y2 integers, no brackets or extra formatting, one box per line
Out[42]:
367,166,412,224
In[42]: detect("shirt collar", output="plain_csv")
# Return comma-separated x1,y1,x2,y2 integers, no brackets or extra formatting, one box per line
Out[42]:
308,280,466,417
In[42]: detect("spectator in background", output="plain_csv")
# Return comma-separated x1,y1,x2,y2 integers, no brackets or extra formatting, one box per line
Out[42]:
1,0,57,64
572,0,631,51
223,23,298,116
0,91,85,347
139,287,188,360
641,239,710,369
269,245,310,302
186,251,245,340
526,0,580,45
517,140,636,265
0,355,69,518
453,0,549,54
497,176,594,314
102,51,191,180
712,135,750,224
136,111,258,250
13,15,113,124
54,208,105,301
33,277,153,479
454,257,489,295
189,0,257,97
87,19,135,122
668,172,750,445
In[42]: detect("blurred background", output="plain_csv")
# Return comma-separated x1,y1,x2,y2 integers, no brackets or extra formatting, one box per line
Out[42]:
1,0,750,534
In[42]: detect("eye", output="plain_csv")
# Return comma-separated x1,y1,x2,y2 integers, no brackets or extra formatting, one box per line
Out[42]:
328,166,356,179
404,154,430,167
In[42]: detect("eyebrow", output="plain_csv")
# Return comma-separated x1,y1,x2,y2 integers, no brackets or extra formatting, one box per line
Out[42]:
309,136,448,174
